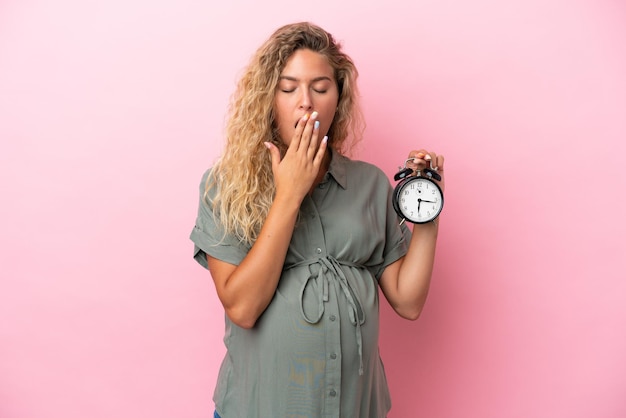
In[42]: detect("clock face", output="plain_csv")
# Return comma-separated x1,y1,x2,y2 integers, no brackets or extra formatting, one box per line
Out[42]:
395,177,443,223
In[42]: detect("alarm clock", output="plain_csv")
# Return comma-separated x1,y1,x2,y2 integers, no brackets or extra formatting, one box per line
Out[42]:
392,163,444,224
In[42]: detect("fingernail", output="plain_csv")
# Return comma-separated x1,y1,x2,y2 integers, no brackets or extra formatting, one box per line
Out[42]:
416,153,425,159
263,142,271,149
322,136,328,144
311,111,318,119
314,121,320,130
302,114,309,121
424,154,432,161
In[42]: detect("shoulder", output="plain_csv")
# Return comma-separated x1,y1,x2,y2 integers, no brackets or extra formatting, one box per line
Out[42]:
198,167,215,187
336,154,391,187
197,167,219,199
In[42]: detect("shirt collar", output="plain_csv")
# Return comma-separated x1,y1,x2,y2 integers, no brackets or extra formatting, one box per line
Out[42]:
326,150,348,189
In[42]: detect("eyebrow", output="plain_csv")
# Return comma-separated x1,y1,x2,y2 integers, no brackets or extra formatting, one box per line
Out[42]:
278,76,333,82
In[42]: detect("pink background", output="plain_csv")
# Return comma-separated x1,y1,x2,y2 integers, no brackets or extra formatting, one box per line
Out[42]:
1,0,625,417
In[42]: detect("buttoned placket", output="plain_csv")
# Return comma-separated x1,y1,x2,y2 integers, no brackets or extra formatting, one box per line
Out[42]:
292,185,368,418
299,196,341,417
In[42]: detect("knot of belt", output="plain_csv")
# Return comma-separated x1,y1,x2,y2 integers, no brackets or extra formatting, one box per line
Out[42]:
287,256,366,375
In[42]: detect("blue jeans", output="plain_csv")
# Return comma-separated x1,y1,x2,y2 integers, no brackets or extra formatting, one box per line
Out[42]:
214,411,221,418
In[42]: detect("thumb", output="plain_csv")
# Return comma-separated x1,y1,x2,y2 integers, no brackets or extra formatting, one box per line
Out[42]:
264,142,281,172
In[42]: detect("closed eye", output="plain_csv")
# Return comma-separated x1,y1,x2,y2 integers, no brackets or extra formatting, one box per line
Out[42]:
280,88,327,93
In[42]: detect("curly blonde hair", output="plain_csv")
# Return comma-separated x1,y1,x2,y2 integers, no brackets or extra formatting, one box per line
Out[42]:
207,22,364,244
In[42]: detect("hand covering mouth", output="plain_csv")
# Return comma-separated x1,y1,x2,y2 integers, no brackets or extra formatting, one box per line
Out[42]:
294,114,315,128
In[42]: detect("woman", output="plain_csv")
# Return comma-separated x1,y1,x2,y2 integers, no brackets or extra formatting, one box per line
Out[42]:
190,22,444,418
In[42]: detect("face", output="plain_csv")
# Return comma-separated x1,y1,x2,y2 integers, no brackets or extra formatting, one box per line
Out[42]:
274,48,339,146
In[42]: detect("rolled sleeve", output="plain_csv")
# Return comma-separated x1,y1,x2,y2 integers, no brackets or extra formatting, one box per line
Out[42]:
189,169,250,269
375,181,412,279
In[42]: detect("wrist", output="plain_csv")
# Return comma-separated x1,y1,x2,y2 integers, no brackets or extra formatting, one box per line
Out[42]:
272,191,303,214
411,217,440,233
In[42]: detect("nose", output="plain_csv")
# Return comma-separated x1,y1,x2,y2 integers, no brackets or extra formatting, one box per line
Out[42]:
298,89,313,111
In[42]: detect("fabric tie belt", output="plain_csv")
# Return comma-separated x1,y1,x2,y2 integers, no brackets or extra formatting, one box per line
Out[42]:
286,255,366,375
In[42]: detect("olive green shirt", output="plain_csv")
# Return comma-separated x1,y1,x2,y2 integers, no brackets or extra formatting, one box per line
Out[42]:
190,152,411,418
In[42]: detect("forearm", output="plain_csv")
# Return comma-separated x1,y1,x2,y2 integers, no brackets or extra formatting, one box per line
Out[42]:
382,220,439,320
210,194,300,328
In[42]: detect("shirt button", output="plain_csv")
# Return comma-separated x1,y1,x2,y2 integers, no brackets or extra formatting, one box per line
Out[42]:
316,247,322,254
329,389,336,397
330,353,337,360
329,315,336,321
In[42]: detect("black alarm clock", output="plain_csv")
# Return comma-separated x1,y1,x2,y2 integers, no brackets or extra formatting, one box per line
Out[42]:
392,161,444,224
